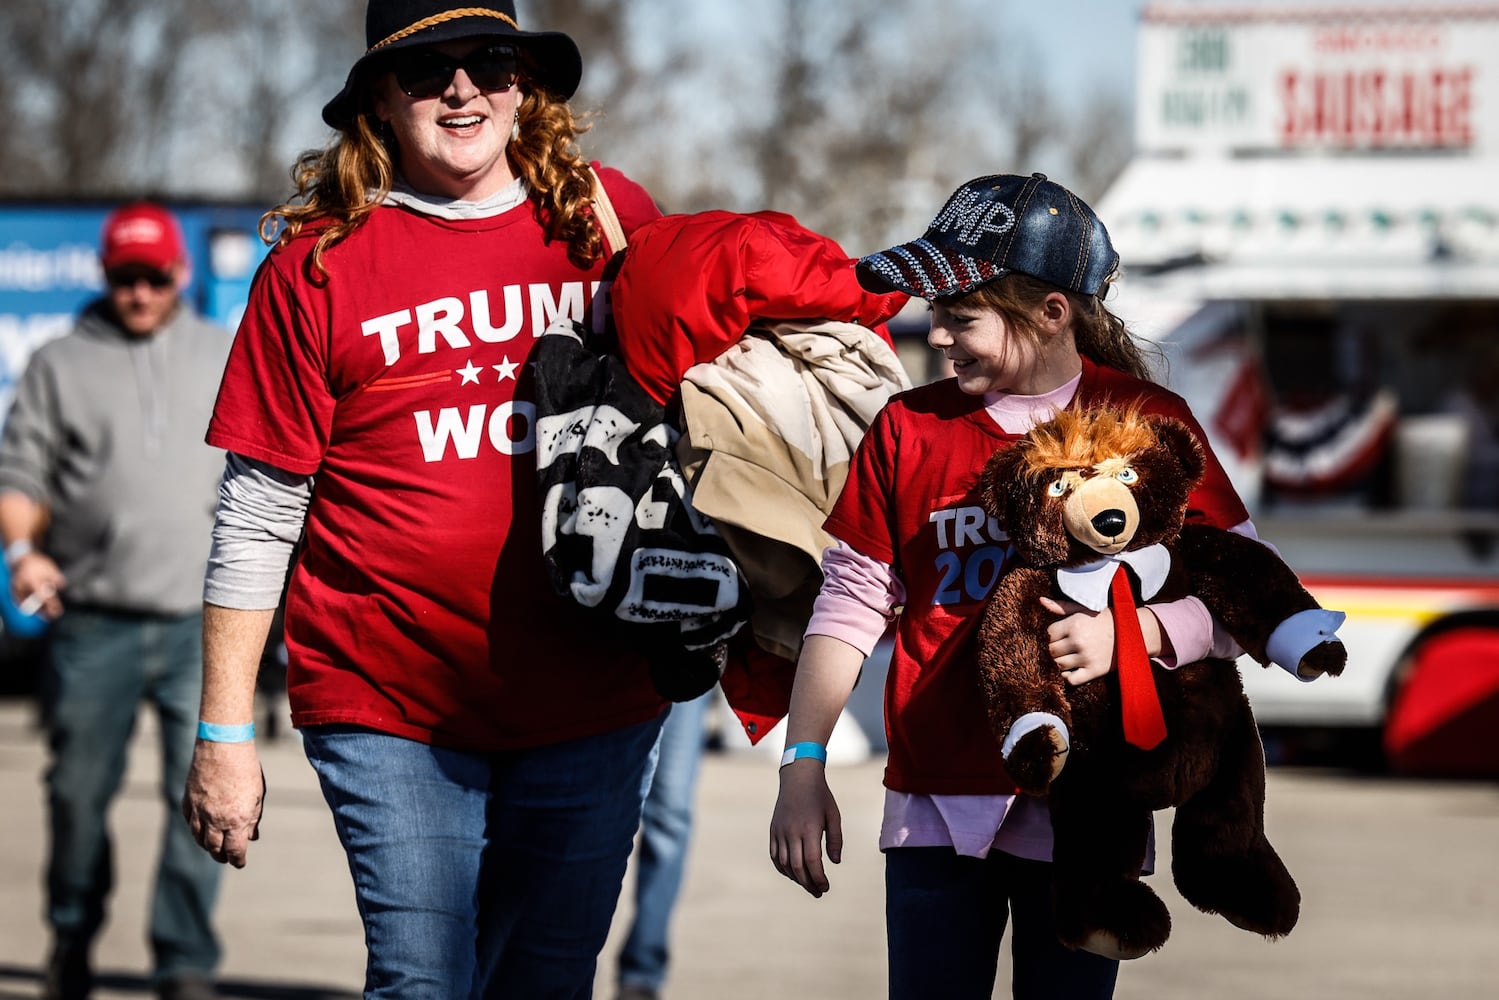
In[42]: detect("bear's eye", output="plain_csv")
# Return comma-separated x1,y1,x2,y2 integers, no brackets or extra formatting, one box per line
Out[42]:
1117,467,1139,485
1047,479,1068,498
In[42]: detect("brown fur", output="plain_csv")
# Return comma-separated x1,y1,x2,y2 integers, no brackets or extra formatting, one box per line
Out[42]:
974,407,1346,958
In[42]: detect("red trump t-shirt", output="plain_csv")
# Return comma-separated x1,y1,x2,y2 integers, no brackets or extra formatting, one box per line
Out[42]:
824,358,1250,794
208,167,667,751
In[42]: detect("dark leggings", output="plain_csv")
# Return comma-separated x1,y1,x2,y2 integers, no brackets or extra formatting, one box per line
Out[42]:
885,846,1120,1000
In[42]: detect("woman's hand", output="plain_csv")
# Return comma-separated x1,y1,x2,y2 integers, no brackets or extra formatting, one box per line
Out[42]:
181,740,265,868
769,761,842,898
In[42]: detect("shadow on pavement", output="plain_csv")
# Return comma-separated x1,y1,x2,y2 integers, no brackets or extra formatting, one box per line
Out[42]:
0,964,358,999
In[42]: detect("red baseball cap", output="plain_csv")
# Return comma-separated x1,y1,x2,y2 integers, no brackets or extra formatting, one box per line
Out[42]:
100,202,186,272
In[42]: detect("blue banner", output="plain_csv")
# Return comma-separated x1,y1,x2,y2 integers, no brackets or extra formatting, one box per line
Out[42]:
0,201,270,420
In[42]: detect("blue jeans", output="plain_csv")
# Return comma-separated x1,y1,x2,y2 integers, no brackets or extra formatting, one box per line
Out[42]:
41,608,221,984
303,711,665,1000
885,846,1120,1000
617,691,710,992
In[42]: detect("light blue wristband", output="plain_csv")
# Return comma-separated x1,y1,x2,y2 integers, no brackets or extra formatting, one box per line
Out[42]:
780,741,828,767
197,720,256,743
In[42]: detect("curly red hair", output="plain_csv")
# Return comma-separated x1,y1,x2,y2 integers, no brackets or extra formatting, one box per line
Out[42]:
261,69,603,283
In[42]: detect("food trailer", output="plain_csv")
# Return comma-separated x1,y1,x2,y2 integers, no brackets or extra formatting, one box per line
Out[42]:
1098,2,1499,773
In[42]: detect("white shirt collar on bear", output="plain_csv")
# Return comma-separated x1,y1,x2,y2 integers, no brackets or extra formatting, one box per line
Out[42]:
1053,544,1172,611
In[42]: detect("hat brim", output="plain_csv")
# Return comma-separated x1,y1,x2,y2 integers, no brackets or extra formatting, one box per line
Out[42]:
321,18,582,129
855,239,1009,300
102,248,182,273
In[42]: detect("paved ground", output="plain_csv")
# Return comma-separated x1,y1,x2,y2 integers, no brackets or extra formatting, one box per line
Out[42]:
0,696,1496,1000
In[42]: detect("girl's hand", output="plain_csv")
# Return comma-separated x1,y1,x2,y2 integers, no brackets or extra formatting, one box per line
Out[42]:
769,761,842,898
1040,595,1164,686
1040,595,1117,686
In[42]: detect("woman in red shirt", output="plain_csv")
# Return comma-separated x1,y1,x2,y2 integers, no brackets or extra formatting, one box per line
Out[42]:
180,3,665,996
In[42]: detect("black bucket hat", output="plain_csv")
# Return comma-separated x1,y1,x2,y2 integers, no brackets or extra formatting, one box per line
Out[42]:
322,1,583,129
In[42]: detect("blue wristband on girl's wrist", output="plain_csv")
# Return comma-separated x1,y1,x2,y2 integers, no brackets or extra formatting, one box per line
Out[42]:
197,720,255,743
780,741,828,767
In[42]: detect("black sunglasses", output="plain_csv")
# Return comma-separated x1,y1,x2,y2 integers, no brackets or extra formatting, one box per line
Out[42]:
388,44,520,100
106,267,174,290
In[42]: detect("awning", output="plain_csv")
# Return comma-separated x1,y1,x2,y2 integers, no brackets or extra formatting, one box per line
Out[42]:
1098,155,1499,299
1114,257,1499,300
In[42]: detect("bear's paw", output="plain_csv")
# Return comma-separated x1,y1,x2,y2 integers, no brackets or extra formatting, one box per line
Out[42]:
1295,639,1347,679
1004,725,1068,795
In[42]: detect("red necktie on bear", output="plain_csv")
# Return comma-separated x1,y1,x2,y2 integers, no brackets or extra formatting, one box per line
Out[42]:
1110,564,1167,750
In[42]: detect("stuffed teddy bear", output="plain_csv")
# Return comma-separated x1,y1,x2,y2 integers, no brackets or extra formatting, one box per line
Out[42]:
975,405,1346,960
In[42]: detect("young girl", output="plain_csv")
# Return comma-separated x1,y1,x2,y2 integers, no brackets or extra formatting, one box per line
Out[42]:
768,173,1257,999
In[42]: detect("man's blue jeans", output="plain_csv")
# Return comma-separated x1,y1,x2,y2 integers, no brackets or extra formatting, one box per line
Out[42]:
885,846,1120,1000
42,608,221,984
302,710,665,1000
617,691,710,993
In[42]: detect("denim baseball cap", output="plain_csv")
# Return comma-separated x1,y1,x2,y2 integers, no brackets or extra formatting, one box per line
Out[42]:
856,173,1120,299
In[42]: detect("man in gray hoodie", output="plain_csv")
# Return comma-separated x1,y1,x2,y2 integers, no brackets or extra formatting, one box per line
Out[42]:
0,202,231,1000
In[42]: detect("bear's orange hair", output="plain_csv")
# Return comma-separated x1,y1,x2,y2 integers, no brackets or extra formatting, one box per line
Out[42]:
1016,405,1158,474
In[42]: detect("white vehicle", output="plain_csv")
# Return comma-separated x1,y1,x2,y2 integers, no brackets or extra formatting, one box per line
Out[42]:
1097,2,1499,772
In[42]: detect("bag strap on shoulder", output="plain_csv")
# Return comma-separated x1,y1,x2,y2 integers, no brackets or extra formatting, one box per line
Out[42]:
588,165,628,257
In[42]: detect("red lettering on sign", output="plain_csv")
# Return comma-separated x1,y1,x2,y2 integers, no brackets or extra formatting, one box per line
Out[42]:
1313,27,1441,54
1278,66,1473,149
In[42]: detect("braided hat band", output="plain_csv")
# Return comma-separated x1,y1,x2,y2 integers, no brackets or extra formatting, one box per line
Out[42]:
370,7,520,51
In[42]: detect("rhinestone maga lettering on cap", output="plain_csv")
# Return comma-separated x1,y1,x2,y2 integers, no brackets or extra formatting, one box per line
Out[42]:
929,188,1017,250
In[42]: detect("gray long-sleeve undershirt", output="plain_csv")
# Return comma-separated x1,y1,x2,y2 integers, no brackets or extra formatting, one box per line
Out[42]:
202,452,312,610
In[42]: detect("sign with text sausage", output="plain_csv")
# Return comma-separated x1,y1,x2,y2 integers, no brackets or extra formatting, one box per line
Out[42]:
1136,5,1499,154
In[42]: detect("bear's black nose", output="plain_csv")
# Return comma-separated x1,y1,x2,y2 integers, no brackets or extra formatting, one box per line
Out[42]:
1092,509,1127,537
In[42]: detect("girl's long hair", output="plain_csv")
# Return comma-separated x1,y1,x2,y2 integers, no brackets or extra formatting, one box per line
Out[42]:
943,273,1160,381
260,68,601,283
